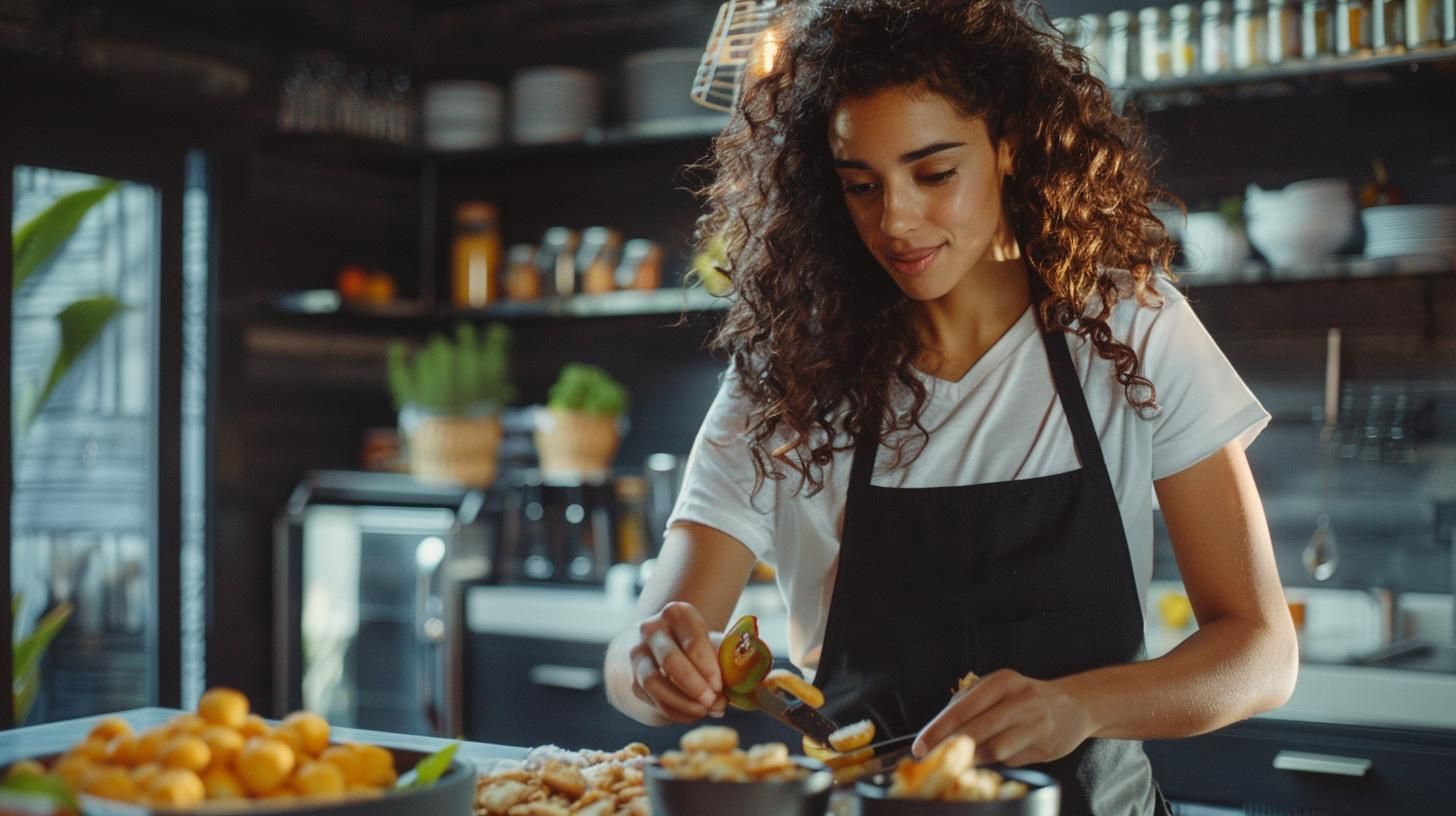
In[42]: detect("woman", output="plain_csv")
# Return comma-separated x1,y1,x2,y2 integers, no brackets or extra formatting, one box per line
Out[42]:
604,1,1298,812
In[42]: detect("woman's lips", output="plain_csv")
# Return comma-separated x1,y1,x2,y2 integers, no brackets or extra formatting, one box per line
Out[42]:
884,245,942,276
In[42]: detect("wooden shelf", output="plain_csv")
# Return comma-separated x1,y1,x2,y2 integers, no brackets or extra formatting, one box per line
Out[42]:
264,286,727,322
1174,254,1455,287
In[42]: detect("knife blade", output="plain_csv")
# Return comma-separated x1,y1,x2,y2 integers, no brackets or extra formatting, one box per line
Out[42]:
826,735,917,783
748,685,841,743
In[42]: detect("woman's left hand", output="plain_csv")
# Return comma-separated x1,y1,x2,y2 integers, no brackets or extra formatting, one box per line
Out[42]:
911,669,1097,767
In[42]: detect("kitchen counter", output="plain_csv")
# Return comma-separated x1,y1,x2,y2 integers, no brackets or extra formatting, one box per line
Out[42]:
0,707,526,768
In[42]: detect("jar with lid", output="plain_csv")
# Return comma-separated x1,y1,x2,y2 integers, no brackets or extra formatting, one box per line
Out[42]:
1202,0,1235,73
1170,4,1200,76
575,227,623,295
1233,0,1269,68
1404,0,1441,45
536,227,580,297
1302,0,1335,57
1336,0,1372,53
1139,7,1172,80
1268,0,1302,62
1445,0,1454,43
451,201,502,308
1372,0,1405,49
504,243,542,301
1075,13,1110,80
1106,10,1137,86
614,239,664,290
613,476,649,565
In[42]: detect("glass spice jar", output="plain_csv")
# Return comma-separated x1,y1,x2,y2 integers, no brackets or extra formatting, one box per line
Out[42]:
1233,0,1270,68
1302,0,1335,57
1139,6,1172,81
1336,0,1372,54
1202,0,1235,73
1404,0,1441,45
1106,10,1137,86
1372,0,1405,50
1268,0,1302,62
1170,4,1200,77
451,201,502,308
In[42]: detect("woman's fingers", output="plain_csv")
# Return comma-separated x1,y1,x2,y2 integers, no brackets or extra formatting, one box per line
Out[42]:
632,649,708,721
913,670,1016,756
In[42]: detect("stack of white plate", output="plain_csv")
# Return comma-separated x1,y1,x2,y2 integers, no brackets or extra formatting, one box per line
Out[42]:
422,81,504,151
511,66,601,145
1362,205,1456,259
623,48,730,137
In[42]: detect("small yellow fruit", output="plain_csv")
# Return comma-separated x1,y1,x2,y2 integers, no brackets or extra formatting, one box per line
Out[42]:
237,737,296,795
350,743,396,787
147,768,205,807
347,782,384,797
293,760,347,798
160,734,211,772
52,754,91,788
1158,592,1195,630
72,736,109,763
4,759,46,781
105,733,138,766
82,765,138,802
273,724,310,758
88,716,134,743
201,766,247,799
131,762,163,790
133,727,169,764
169,713,209,734
200,725,245,769
198,687,250,729
239,713,272,739
318,745,363,785
281,712,330,756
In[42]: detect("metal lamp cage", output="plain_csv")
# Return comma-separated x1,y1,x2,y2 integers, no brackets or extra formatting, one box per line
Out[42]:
690,0,781,112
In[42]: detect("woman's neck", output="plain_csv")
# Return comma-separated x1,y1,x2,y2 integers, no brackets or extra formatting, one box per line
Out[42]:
913,232,1032,382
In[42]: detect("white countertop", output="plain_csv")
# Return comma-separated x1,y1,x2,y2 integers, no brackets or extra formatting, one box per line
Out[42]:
467,582,1456,731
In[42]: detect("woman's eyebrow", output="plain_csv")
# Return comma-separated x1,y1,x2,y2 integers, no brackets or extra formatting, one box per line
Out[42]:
832,141,966,169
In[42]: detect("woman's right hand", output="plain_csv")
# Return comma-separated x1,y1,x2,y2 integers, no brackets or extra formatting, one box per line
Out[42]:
627,601,727,723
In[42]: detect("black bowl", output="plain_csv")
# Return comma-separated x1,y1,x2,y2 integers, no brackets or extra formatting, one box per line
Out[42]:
853,767,1059,816
75,747,475,816
645,755,833,816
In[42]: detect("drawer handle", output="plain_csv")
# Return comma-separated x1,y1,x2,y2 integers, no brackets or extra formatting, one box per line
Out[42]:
528,664,603,692
1273,750,1372,777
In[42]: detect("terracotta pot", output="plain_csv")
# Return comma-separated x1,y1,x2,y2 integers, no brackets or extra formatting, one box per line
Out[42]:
535,407,622,478
405,411,503,487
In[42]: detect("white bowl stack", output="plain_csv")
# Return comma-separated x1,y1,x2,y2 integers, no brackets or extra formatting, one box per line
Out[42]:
511,66,601,145
1244,178,1356,271
422,81,504,151
1361,205,1456,260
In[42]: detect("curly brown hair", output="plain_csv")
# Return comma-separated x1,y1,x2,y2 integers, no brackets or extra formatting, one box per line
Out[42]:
695,0,1176,497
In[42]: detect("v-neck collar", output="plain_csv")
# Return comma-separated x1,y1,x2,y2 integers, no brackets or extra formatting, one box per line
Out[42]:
911,304,1038,402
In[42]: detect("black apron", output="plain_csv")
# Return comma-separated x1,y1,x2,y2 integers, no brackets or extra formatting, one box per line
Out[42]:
812,294,1170,815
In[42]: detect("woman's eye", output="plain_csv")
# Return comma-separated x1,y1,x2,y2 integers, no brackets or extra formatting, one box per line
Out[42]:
842,182,877,197
920,169,958,185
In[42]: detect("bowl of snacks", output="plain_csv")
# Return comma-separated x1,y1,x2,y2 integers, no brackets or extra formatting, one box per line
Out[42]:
644,725,832,816
7,688,474,815
853,736,1058,815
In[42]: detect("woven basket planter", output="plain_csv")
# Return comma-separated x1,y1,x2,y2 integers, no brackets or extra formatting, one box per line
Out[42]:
404,410,503,487
534,407,622,479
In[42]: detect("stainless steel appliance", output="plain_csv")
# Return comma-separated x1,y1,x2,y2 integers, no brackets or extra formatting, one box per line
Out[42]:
274,470,498,737
497,469,616,585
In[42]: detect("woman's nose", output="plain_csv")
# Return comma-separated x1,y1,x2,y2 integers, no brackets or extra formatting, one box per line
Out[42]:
879,184,923,237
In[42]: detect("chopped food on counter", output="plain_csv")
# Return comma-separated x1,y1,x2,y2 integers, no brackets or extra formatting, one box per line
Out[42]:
657,725,808,783
474,742,651,816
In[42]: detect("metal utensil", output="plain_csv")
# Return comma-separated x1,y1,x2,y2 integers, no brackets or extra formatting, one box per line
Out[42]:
1304,328,1341,582
748,685,841,743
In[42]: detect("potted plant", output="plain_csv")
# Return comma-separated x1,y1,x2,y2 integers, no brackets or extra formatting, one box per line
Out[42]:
387,322,515,487
535,363,629,478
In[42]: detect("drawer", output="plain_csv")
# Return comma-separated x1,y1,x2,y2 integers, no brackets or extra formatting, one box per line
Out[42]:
1146,718,1456,814
466,632,796,753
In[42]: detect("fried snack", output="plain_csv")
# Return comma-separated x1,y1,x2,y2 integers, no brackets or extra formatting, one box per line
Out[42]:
762,668,826,709
885,734,1028,802
679,725,739,753
473,743,652,816
658,726,810,784
954,671,981,695
827,719,876,752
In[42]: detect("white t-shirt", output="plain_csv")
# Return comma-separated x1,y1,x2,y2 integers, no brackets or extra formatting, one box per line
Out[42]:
667,277,1269,675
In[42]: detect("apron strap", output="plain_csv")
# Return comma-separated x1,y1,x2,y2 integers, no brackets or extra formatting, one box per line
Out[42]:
1030,271,1109,475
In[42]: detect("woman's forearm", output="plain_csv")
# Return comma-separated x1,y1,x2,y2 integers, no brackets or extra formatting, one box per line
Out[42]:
1059,614,1298,741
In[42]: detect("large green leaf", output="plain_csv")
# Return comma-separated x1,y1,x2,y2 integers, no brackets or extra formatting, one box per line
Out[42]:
0,770,79,811
12,180,120,292
24,296,128,429
13,601,71,724
397,741,459,789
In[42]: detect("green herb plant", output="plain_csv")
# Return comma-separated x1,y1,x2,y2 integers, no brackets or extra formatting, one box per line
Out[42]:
546,363,629,418
12,594,73,725
387,323,516,415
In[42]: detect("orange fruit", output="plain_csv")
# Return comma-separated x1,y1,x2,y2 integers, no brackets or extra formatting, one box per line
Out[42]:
318,745,363,785
347,782,384,797
131,762,162,790
273,724,310,759
240,713,272,739
201,766,247,800
350,743,396,787
281,712,330,755
237,737,296,795
159,734,211,772
198,688,250,729
169,713,209,735
363,271,397,304
88,716,133,743
337,264,370,302
71,736,109,763
200,726,245,770
52,754,91,788
133,727,169,764
292,761,346,798
105,733,138,766
147,768,205,807
82,765,138,802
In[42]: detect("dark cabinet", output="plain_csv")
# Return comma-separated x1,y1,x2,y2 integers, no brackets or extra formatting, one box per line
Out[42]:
1147,718,1456,814
466,631,798,753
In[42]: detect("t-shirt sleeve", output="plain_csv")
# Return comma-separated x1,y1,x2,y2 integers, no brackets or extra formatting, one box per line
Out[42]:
665,365,778,562
1141,292,1270,480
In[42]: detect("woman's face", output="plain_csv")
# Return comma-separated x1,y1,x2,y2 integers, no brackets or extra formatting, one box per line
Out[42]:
828,85,1014,302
